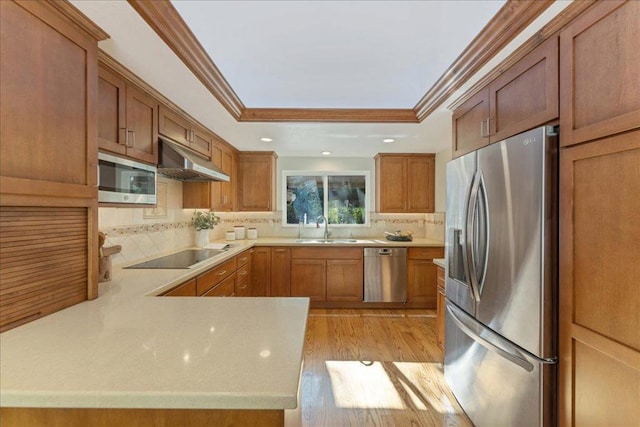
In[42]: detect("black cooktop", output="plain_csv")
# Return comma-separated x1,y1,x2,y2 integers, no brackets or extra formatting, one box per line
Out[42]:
124,249,226,269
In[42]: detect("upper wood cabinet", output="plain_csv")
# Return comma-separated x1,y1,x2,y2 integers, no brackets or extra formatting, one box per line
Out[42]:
237,152,277,211
183,139,238,211
559,0,640,147
0,0,106,330
452,90,490,158
558,2,640,426
98,65,158,164
452,36,559,158
375,154,435,213
211,142,235,211
158,105,213,158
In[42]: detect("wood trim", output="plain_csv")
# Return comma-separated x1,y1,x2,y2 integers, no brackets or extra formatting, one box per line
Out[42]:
25,0,110,41
448,0,596,112
414,0,554,121
127,0,244,120
0,407,284,427
239,108,418,123
571,324,640,371
0,177,96,202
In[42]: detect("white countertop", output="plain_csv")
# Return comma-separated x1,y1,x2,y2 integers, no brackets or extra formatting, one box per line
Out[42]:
0,237,443,410
0,241,309,410
433,258,446,269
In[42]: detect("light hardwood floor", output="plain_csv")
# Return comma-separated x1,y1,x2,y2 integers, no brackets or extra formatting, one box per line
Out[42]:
296,309,471,427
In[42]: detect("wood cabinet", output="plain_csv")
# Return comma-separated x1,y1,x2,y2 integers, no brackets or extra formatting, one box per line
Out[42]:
407,247,444,308
291,259,326,302
202,274,236,297
558,3,640,425
291,247,363,304
0,1,106,331
162,279,197,297
559,1,640,148
270,248,291,297
235,249,252,297
452,36,559,158
251,247,271,296
436,266,445,352
195,257,237,296
375,154,435,213
210,142,235,211
452,90,490,158
158,105,212,158
183,139,237,212
98,64,158,164
237,152,277,211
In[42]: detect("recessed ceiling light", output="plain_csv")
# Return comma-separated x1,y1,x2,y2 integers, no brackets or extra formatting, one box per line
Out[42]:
321,151,332,156
383,138,395,143
260,137,272,142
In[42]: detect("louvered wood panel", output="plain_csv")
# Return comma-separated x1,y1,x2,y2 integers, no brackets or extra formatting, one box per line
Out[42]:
0,207,88,332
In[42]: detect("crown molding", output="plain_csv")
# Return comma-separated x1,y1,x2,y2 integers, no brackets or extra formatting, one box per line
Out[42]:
240,108,418,123
127,0,245,120
35,0,110,41
413,0,554,121
128,0,562,124
447,0,597,112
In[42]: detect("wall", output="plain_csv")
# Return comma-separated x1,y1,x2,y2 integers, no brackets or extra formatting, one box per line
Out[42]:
435,146,452,213
99,156,446,268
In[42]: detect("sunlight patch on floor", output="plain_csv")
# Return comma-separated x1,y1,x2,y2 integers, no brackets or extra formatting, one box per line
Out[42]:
326,361,406,410
325,360,456,413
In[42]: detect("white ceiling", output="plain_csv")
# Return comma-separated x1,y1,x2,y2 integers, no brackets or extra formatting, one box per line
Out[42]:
171,0,504,109
71,0,572,158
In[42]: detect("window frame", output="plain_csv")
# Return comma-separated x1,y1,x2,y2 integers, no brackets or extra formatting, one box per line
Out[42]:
282,170,371,227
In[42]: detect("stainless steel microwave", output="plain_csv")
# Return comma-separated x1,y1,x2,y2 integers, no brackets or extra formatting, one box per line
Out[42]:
98,152,157,205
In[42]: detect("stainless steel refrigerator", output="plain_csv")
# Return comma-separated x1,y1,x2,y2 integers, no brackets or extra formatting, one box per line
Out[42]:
444,126,558,427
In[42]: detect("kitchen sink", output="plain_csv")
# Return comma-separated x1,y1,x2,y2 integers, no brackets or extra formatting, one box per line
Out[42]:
295,239,373,244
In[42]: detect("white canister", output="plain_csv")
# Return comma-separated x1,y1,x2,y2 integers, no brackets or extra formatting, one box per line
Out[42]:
234,226,245,240
225,230,236,241
247,228,258,239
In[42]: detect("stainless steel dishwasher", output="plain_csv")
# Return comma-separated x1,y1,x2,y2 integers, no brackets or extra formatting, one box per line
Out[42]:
363,247,407,302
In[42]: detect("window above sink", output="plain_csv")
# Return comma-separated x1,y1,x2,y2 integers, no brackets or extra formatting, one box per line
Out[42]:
283,170,370,227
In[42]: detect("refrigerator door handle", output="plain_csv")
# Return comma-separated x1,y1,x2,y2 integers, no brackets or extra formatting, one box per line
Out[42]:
476,174,490,293
466,173,482,303
446,301,535,372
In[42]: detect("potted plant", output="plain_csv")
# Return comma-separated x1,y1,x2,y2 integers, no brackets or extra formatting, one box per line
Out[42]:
191,210,220,247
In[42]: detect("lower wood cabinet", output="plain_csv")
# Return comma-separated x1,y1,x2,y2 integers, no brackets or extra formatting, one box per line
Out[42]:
407,247,444,308
436,266,445,352
235,249,252,297
270,248,291,296
291,247,363,304
162,279,196,297
251,247,271,296
291,259,326,301
202,274,235,297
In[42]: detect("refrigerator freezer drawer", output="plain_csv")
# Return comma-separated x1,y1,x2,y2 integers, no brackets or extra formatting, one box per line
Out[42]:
444,300,556,427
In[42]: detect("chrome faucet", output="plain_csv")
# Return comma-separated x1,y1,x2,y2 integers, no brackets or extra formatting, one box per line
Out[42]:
316,215,330,239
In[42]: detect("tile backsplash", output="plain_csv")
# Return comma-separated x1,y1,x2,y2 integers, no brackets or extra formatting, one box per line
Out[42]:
99,178,445,267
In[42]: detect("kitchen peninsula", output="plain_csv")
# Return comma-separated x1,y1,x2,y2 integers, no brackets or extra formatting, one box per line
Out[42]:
0,237,445,426
0,241,309,426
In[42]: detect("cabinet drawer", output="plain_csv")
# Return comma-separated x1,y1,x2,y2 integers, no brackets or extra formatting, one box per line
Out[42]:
196,258,237,295
202,274,236,297
408,247,444,260
235,275,250,297
162,279,196,297
291,247,362,259
236,250,251,267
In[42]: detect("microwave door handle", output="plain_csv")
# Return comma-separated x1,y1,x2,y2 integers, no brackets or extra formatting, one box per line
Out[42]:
466,173,482,304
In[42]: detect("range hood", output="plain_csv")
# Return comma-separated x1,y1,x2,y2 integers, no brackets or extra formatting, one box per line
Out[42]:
157,137,230,182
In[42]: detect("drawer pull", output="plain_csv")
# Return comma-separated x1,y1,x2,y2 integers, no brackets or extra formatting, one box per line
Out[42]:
217,270,227,276
239,271,248,276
